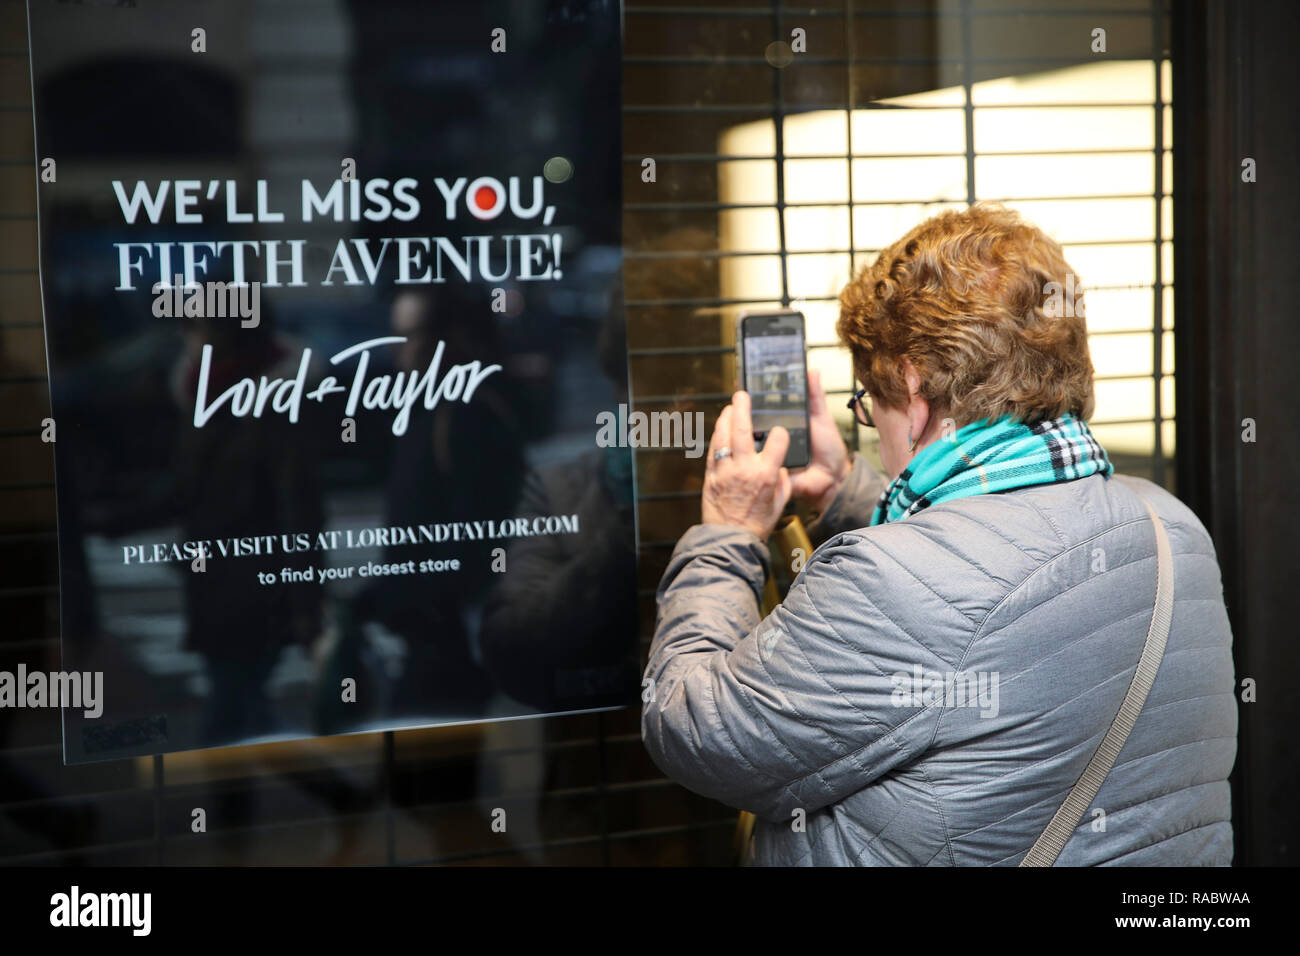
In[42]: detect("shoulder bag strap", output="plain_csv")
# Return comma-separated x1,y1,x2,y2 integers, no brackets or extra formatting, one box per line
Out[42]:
1019,483,1175,867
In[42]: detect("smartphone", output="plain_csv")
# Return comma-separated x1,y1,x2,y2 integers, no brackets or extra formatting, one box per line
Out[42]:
736,309,811,469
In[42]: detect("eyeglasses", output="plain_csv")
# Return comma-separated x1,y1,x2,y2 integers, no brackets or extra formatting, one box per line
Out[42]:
847,386,875,428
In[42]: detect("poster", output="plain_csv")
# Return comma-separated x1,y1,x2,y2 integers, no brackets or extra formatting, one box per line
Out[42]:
26,0,636,763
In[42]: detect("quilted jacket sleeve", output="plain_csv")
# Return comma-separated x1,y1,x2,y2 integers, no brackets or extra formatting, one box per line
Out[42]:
642,520,944,824
805,452,889,547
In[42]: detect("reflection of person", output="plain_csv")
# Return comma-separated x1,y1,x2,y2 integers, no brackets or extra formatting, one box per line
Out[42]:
181,309,324,743
643,203,1237,866
469,282,635,866
98,302,324,745
477,293,637,713
476,445,636,712
353,287,526,717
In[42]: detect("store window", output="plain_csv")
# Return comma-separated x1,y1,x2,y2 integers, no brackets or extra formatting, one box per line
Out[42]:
0,0,1171,865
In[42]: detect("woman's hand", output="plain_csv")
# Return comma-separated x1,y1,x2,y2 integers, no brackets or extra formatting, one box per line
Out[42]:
789,368,852,515
702,391,792,541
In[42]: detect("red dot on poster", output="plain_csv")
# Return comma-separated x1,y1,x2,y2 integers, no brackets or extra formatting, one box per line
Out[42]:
474,186,496,210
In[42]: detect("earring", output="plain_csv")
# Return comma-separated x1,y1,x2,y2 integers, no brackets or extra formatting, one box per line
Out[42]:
908,429,916,452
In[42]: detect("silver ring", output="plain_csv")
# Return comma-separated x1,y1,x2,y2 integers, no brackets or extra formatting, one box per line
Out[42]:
713,447,733,462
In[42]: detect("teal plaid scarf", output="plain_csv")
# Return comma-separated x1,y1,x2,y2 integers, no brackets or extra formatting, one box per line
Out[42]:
869,413,1113,526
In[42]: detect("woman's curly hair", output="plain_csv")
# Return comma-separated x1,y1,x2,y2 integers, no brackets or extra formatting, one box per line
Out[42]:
836,202,1096,427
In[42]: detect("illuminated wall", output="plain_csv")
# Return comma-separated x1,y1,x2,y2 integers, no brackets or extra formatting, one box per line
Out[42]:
717,59,1173,469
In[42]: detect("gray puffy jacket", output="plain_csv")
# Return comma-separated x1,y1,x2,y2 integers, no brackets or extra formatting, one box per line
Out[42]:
642,453,1237,865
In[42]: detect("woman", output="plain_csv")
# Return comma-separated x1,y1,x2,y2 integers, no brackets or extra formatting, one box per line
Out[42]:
642,203,1237,866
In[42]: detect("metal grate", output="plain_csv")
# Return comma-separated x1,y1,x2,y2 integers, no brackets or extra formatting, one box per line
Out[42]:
626,0,1174,567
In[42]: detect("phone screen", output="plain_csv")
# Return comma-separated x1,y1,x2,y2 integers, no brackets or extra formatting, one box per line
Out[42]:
741,312,810,468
